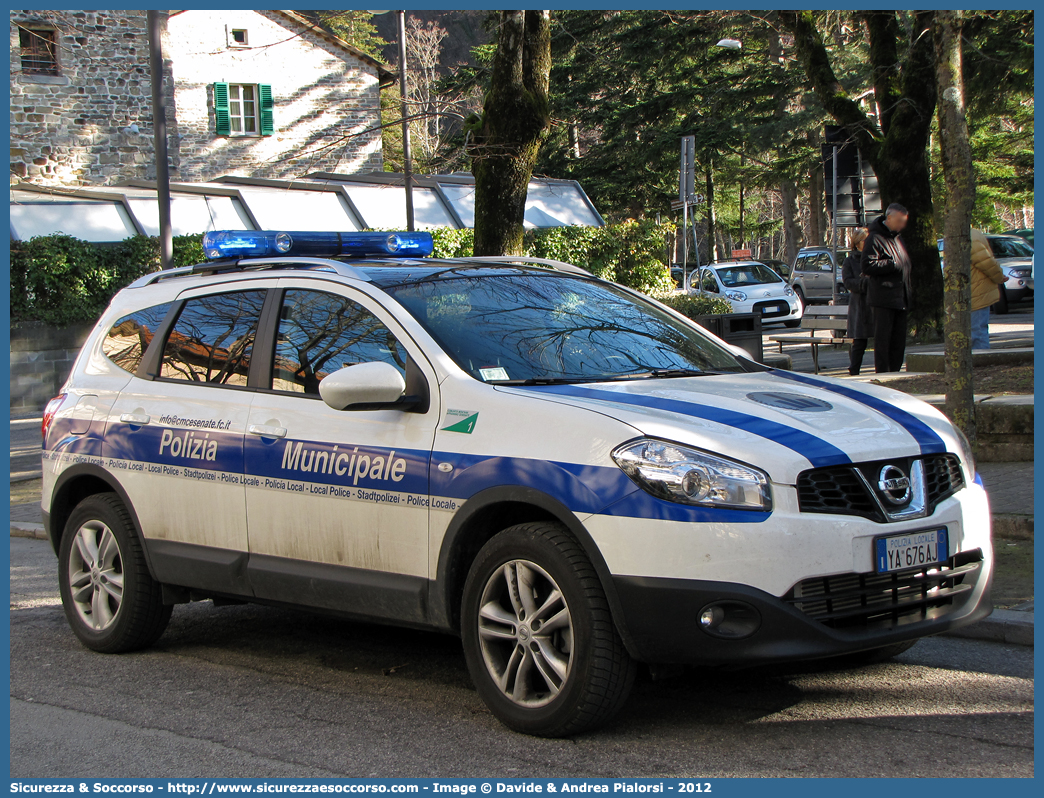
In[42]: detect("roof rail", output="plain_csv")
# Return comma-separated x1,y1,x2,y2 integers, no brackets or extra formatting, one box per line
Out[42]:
125,257,371,289
451,256,591,276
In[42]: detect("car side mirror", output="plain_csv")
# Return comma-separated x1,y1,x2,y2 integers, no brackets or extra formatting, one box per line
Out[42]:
319,362,410,411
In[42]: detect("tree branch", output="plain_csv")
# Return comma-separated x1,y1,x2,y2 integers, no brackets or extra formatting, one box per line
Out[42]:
781,11,881,157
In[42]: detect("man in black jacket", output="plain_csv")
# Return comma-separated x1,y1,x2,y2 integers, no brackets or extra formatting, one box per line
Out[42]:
861,203,913,372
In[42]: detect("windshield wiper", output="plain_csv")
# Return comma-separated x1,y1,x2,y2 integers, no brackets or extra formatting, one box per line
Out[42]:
491,377,593,385
608,368,714,380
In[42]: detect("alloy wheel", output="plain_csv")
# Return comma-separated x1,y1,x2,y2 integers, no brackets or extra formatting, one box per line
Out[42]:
476,559,574,708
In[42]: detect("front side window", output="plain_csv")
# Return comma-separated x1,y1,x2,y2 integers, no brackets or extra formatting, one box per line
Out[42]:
272,290,407,395
383,272,743,384
700,270,719,293
229,84,258,134
160,291,266,385
102,303,172,375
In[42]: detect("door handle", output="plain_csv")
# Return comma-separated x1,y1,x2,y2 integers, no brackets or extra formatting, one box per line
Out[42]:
248,424,287,439
119,413,151,426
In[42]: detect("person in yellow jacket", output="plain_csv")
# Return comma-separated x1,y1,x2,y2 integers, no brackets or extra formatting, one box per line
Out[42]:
970,228,1007,349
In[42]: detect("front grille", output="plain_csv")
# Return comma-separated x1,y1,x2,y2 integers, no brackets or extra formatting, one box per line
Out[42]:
797,454,964,523
797,466,880,520
924,454,964,507
785,549,983,630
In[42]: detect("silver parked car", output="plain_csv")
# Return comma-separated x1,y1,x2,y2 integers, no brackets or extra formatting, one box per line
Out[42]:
788,247,848,305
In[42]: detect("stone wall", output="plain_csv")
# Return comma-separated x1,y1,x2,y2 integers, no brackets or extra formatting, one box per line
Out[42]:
10,9,383,188
10,323,94,410
10,9,178,186
165,10,383,180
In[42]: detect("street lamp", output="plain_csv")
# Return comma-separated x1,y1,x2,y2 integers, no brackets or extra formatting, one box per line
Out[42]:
716,38,742,50
370,10,415,231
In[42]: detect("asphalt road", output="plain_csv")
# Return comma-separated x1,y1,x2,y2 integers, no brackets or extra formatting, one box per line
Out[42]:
10,537,1034,779
10,415,43,482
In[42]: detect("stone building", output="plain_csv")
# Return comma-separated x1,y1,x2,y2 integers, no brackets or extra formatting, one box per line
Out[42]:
10,9,391,186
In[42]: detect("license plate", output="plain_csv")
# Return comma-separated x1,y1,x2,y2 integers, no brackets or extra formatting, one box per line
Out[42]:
875,528,948,573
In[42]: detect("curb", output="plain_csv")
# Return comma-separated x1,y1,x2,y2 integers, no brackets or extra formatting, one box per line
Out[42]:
994,514,1034,540
10,521,48,541
941,608,1034,647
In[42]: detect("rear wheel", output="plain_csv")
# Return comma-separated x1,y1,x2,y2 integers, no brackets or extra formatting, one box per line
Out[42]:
461,522,636,737
58,493,171,653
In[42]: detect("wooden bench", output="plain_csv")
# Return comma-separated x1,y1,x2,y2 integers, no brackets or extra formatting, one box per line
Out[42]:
767,305,852,374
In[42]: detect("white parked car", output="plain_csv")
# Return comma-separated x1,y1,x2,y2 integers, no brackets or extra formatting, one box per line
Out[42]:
689,260,804,327
42,230,992,738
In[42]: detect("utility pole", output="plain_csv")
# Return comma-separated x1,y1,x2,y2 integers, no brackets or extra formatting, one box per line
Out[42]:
147,10,173,269
396,10,415,231
830,144,838,303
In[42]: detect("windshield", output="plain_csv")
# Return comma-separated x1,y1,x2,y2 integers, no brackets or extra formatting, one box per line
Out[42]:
989,237,1033,259
715,263,782,287
382,272,744,383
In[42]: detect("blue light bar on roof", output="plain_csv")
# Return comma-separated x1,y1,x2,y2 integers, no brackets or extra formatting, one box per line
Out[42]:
201,230,434,260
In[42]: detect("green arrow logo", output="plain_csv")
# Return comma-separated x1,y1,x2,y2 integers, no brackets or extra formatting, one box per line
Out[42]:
441,413,479,434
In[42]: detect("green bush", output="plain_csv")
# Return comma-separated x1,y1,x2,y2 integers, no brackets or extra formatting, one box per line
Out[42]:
656,293,733,319
430,221,675,295
10,221,675,325
10,233,206,326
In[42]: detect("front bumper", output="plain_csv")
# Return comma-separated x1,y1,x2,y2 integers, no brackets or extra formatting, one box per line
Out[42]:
612,551,992,665
591,481,994,665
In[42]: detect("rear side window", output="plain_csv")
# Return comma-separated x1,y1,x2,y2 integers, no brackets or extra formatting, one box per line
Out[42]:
102,303,172,375
159,291,266,386
272,289,407,395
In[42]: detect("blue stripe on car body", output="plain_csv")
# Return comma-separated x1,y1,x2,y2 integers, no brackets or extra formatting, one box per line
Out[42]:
518,383,852,469
770,370,947,455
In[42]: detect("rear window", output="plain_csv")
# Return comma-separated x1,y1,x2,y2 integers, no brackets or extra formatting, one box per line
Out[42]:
159,291,266,386
102,303,172,375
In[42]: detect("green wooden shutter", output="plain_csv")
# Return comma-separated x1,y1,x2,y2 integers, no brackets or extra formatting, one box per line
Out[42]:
258,83,274,136
213,82,230,136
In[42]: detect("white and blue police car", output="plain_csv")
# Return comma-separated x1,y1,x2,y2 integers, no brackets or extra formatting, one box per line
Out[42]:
43,230,993,737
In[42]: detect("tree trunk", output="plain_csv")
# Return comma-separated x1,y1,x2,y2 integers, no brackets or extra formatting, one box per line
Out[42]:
780,180,804,266
785,11,944,337
934,11,976,439
470,11,551,256
705,164,718,262
808,129,826,246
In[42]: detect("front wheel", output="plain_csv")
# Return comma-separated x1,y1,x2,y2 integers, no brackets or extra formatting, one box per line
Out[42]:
58,493,171,653
461,522,636,737
783,319,802,329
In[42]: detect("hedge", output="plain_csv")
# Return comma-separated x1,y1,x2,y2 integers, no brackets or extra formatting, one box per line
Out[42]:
10,222,678,326
10,234,205,326
655,293,734,319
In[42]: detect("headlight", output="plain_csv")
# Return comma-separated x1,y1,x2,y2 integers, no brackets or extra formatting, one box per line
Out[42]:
725,290,747,302
953,425,977,483
1008,268,1030,278
612,439,771,511
784,286,795,297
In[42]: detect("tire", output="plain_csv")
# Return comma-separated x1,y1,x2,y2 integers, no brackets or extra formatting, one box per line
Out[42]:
58,493,172,653
783,319,801,329
993,289,1010,315
461,522,636,737
793,285,805,305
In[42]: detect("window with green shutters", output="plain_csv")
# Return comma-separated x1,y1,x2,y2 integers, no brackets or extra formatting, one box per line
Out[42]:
213,82,273,137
